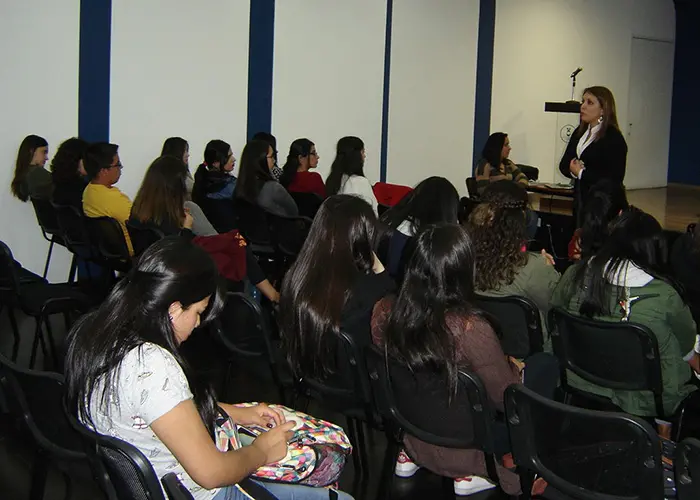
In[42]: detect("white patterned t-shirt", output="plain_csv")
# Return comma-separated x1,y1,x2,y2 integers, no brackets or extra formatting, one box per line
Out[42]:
86,343,219,500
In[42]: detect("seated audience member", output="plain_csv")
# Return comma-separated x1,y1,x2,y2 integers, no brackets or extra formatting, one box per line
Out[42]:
51,137,89,208
11,134,51,201
372,223,558,496
671,223,700,324
130,156,278,302
379,176,459,278
235,140,298,217
280,195,394,380
474,132,528,193
325,136,378,215
192,140,237,203
568,179,629,260
161,136,193,195
65,238,351,500
252,131,283,180
468,181,560,347
551,208,699,417
279,138,326,198
82,142,134,255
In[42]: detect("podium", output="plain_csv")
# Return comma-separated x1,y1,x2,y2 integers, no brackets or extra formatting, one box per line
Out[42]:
544,101,580,183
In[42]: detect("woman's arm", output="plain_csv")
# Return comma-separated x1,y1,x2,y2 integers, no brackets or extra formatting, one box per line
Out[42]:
150,399,294,490
559,131,580,179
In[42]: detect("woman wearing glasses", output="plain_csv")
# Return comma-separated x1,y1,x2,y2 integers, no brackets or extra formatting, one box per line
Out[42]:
279,139,326,199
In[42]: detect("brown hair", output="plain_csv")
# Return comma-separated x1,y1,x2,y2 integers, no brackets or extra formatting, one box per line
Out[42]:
131,156,188,228
11,134,48,201
577,86,620,140
466,181,529,291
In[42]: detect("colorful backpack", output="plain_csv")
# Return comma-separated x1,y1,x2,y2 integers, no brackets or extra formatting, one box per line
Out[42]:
215,403,352,487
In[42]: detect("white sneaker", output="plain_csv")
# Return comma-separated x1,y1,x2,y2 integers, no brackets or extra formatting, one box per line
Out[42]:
454,476,497,496
394,450,420,478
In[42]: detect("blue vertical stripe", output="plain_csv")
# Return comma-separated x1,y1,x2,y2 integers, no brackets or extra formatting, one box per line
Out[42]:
247,0,275,140
79,0,112,142
379,0,394,183
472,0,496,170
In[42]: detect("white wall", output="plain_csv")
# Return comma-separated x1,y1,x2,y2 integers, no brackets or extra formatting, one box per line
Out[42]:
272,1,387,184
0,1,79,282
490,0,676,184
386,0,480,193
110,0,251,199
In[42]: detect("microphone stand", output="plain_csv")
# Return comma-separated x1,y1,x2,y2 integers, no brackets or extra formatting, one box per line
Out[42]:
568,72,578,104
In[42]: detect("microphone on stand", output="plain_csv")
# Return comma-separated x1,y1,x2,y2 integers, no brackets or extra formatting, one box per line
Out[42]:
569,67,583,102
570,67,583,78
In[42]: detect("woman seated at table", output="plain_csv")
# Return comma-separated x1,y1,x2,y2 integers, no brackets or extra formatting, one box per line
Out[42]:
130,155,279,302
474,133,528,194
65,238,352,500
551,208,699,418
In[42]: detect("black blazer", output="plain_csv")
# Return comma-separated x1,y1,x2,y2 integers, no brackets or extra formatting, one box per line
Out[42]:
559,125,628,204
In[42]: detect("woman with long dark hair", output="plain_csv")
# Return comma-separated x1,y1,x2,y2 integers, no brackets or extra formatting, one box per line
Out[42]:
65,238,351,500
279,138,325,198
474,133,528,194
552,209,698,417
161,136,193,194
235,140,298,216
50,137,88,208
279,195,394,378
559,86,628,225
372,224,559,496
468,181,560,346
192,140,237,204
11,134,51,201
325,136,377,215
378,176,459,279
130,156,279,302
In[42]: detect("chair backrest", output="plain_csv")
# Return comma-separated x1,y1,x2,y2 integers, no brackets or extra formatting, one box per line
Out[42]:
516,164,540,181
466,177,479,198
52,201,97,256
232,198,272,247
0,353,85,461
126,221,165,257
0,240,21,295
676,437,700,500
267,213,312,259
196,197,237,234
214,292,276,362
365,344,496,454
288,191,323,219
86,216,131,262
505,383,663,500
549,307,664,415
30,196,62,237
474,294,544,359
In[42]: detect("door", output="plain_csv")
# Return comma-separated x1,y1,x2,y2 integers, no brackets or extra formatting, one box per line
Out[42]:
626,37,675,189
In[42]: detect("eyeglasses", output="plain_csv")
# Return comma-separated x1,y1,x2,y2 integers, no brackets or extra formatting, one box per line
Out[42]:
111,162,123,169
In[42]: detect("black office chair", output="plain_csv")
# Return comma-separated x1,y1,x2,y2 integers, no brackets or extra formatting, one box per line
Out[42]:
297,332,377,479
474,294,544,359
365,344,499,498
52,201,103,280
213,292,293,404
0,240,90,368
0,354,106,500
232,198,275,257
466,177,480,199
288,191,323,219
126,221,165,257
267,213,312,281
29,196,69,279
516,164,540,181
676,437,700,500
505,383,663,500
548,307,667,419
85,216,132,273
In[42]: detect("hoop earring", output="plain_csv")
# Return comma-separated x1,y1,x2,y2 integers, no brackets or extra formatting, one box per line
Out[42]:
598,116,604,124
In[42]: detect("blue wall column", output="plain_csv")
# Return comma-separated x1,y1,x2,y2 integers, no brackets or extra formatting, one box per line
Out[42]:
472,0,496,172
379,0,394,183
247,0,275,140
668,0,700,185
79,0,112,142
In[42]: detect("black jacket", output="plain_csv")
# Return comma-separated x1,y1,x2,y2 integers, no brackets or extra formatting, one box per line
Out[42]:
559,125,628,205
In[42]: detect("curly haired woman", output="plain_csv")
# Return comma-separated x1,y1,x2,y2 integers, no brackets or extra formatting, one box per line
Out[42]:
466,181,560,348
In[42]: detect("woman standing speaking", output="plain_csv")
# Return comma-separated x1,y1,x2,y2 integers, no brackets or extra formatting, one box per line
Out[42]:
559,86,628,225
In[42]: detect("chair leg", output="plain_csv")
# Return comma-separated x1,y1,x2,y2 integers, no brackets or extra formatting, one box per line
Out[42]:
6,307,21,362
29,450,49,500
376,433,399,500
29,318,47,370
68,254,77,283
43,316,60,371
356,419,370,476
42,240,55,280
346,417,363,478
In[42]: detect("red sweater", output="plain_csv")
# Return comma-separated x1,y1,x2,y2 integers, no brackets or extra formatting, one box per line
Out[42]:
287,171,326,198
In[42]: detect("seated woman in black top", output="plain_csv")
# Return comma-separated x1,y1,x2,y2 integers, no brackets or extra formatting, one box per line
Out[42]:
50,137,89,208
192,140,237,232
378,176,459,280
130,156,279,302
279,195,394,380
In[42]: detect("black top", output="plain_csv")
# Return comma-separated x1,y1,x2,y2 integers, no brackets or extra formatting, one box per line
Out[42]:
558,125,628,207
52,178,87,209
341,270,396,347
671,230,700,324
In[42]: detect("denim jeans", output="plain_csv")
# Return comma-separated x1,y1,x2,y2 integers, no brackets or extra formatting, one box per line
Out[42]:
213,480,354,500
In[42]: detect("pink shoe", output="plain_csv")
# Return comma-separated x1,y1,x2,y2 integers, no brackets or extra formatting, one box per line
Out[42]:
394,450,420,477
454,476,496,496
